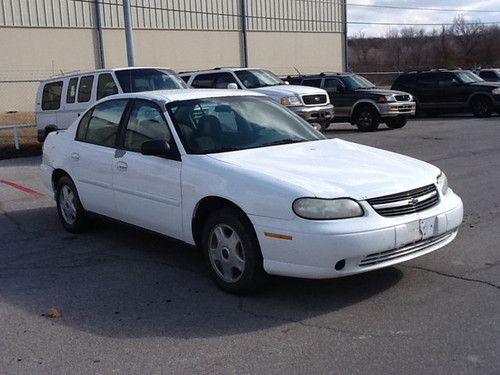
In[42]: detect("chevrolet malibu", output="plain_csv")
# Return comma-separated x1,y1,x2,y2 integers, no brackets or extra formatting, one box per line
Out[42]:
40,90,463,293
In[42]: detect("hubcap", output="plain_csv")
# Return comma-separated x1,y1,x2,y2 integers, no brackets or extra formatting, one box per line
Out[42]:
359,111,373,127
208,224,245,283
475,101,487,115
59,185,77,225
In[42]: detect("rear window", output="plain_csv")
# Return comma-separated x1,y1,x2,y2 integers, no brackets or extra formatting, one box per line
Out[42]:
97,73,118,100
78,75,94,103
302,78,322,88
76,99,128,147
115,68,187,92
41,81,63,110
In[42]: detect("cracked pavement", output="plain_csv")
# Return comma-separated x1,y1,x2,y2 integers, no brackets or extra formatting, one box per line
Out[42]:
0,116,499,374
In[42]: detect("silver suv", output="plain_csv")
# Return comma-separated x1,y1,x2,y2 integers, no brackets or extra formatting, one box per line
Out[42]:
180,68,334,131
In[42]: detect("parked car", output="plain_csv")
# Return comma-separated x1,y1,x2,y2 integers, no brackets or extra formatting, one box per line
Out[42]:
41,89,463,293
475,69,500,82
179,68,334,131
36,67,188,142
285,72,416,131
392,69,500,117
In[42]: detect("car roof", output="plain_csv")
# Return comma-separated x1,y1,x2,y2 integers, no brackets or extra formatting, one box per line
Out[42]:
179,67,268,76
98,89,266,104
43,67,176,81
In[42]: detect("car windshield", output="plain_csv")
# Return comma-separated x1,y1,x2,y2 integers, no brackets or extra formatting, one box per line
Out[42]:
234,69,284,89
456,71,483,83
343,75,376,89
167,96,325,154
115,68,188,92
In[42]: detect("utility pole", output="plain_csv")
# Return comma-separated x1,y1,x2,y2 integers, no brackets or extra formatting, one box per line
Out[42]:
94,0,105,68
123,0,136,66
343,0,348,72
241,0,249,67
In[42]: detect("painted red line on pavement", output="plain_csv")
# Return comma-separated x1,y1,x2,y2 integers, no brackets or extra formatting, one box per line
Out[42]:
0,179,45,197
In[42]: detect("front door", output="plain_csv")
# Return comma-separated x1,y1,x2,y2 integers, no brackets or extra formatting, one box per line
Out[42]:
112,99,183,238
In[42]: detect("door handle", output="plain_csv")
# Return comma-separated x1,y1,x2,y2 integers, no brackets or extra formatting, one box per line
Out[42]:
116,161,128,171
70,152,80,161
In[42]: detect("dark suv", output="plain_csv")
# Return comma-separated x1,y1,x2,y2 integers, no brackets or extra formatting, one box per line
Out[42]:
392,69,500,117
286,73,415,131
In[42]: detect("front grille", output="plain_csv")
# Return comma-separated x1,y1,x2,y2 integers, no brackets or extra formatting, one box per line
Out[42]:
395,94,411,101
397,105,413,112
302,94,327,105
359,231,454,267
367,184,439,217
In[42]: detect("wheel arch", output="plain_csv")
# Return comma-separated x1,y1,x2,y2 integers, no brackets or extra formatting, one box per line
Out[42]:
350,100,380,122
467,92,494,106
51,168,71,192
191,196,255,248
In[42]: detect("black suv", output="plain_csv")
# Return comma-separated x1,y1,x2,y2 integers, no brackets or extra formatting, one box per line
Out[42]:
285,73,416,131
392,69,500,117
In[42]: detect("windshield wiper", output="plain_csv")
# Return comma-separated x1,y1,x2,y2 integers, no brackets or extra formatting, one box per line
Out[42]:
259,139,306,147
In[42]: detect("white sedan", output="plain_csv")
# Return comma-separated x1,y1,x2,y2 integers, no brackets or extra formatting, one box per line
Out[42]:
41,89,463,293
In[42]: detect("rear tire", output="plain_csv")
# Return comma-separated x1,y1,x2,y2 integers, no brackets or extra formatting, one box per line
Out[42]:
471,96,493,117
354,105,380,132
385,117,407,129
55,176,88,233
201,208,265,293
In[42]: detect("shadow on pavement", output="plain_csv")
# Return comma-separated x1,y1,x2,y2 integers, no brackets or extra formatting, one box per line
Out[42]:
0,206,403,339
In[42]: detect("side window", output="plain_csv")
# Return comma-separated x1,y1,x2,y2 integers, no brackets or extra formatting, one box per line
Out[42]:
302,78,322,88
480,71,497,80
181,75,190,83
124,100,171,152
66,78,78,104
97,73,118,100
41,81,63,110
78,75,94,103
324,78,344,92
75,99,128,147
438,73,460,88
191,73,237,89
417,74,438,88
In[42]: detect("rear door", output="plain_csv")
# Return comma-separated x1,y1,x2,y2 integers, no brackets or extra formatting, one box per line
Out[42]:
112,99,183,238
323,78,354,118
70,99,129,217
415,73,439,108
37,80,64,132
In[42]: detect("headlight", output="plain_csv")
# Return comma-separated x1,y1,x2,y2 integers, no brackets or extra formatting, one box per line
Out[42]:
492,88,500,95
280,96,302,106
437,172,449,195
293,198,364,220
377,95,396,103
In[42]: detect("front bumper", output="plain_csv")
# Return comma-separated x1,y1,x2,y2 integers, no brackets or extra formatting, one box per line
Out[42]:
250,190,463,279
379,102,416,118
291,104,334,123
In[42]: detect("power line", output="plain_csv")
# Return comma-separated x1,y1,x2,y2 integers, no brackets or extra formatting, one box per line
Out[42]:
348,21,500,26
347,2,500,13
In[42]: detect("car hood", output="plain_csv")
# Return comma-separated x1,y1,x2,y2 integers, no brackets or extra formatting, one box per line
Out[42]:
252,84,326,97
470,81,500,89
208,139,440,200
356,88,412,97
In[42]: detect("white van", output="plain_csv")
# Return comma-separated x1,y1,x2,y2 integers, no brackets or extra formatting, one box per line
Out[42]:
36,67,188,142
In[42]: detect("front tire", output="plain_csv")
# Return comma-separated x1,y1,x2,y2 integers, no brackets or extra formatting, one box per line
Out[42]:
201,208,265,293
385,117,407,129
55,176,87,233
354,105,380,132
471,97,493,117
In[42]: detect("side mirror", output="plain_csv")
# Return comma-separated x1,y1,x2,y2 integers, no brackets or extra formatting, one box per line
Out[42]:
141,139,171,157
227,83,239,90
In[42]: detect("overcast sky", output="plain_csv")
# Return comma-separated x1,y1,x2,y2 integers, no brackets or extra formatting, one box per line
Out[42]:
347,0,500,37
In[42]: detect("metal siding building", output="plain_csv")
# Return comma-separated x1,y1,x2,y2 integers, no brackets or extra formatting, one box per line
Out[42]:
0,0,345,110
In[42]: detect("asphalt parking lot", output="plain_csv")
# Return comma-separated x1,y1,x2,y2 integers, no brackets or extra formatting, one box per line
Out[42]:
1,116,499,374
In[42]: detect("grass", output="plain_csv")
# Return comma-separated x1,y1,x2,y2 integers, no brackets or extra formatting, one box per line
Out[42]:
0,112,41,160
